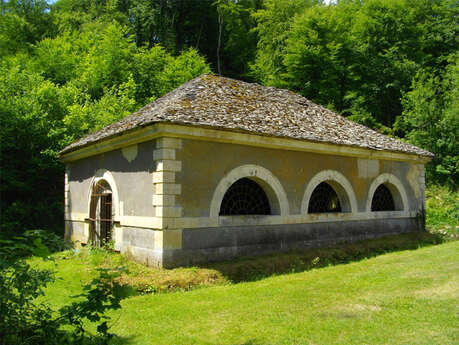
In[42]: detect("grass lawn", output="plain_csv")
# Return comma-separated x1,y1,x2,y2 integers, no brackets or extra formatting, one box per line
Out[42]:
36,240,458,345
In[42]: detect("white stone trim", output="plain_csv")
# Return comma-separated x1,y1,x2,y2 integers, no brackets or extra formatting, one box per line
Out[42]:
210,164,290,218
121,144,138,162
152,171,175,183
66,212,87,222
172,211,415,229
301,170,358,214
153,194,175,206
61,123,432,164
155,183,181,195
119,216,160,229
418,167,426,211
155,160,182,172
66,210,415,230
366,173,408,212
153,148,176,161
87,169,120,221
153,137,183,231
64,166,70,220
155,206,183,218
157,137,183,149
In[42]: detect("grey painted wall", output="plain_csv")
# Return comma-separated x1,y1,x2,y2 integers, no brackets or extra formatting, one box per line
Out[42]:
67,140,156,217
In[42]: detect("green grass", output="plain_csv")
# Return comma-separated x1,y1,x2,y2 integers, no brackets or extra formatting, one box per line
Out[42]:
27,184,457,344
31,232,441,297
33,240,458,345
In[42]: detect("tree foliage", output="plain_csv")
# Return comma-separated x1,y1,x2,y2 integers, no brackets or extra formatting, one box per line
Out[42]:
251,0,457,182
273,0,458,128
250,0,319,85
396,55,459,187
0,231,130,344
0,4,210,236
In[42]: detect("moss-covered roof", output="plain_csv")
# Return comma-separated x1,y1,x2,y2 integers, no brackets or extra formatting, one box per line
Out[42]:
61,74,433,157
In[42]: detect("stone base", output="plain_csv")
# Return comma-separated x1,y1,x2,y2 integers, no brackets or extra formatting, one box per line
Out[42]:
66,217,421,268
162,217,420,268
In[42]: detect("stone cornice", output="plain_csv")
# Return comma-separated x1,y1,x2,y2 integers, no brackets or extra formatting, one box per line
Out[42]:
60,123,432,164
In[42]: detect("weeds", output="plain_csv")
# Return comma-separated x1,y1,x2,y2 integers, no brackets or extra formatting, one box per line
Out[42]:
426,185,459,240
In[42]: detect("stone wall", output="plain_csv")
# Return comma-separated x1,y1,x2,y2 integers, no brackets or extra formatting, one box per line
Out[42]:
65,134,426,267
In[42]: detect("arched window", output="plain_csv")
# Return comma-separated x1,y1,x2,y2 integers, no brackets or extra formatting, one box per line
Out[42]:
308,182,342,213
366,174,407,213
371,184,395,211
219,178,271,215
302,170,357,214
89,179,113,246
211,165,289,217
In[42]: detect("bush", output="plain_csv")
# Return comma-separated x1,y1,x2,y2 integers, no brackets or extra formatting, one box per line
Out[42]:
0,234,129,345
426,185,459,240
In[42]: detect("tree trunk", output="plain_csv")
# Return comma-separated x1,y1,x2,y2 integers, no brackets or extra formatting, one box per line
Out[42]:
217,13,223,76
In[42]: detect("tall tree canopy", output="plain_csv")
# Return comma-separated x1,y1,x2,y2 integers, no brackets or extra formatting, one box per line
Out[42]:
0,1,210,236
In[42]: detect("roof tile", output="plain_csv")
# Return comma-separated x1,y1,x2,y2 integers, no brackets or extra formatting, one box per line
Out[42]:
60,74,433,157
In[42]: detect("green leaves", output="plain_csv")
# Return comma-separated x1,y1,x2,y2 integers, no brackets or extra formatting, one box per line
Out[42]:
0,17,210,236
397,54,459,188
252,0,457,132
0,235,131,344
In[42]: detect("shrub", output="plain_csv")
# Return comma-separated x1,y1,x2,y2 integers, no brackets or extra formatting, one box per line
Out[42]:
0,234,129,345
426,185,459,240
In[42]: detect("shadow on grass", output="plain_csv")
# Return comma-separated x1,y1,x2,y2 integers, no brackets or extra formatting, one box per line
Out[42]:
198,232,444,284
111,335,137,345
231,340,264,345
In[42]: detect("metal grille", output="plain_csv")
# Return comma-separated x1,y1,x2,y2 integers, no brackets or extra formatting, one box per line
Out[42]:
308,182,342,213
99,193,112,243
89,180,113,246
219,178,271,215
371,184,395,211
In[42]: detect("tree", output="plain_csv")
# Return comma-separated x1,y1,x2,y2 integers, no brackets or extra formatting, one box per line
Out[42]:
396,55,459,188
283,1,359,113
0,20,210,236
0,66,70,236
0,0,54,56
250,0,320,86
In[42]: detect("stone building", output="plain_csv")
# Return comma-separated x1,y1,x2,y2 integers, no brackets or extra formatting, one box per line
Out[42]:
60,74,433,268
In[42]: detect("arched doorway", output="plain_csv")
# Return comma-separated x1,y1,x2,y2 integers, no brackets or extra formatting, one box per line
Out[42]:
89,179,114,246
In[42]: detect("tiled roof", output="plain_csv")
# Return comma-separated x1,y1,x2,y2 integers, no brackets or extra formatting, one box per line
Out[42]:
60,74,433,157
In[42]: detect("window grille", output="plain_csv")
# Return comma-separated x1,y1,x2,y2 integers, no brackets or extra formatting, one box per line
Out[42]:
219,178,271,215
371,184,395,211
308,182,342,213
